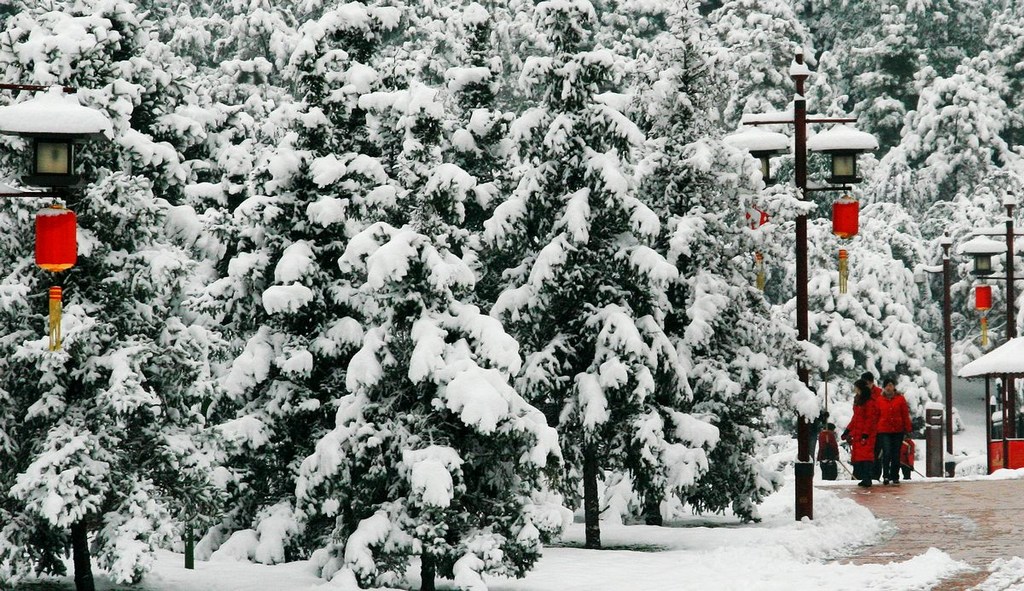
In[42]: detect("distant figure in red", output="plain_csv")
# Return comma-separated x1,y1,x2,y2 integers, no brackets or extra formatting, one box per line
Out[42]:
876,377,913,485
844,379,878,487
817,422,840,480
900,434,916,480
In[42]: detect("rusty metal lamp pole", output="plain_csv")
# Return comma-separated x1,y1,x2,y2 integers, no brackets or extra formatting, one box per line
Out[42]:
943,236,955,460
916,233,955,474
1004,196,1017,438
791,55,814,521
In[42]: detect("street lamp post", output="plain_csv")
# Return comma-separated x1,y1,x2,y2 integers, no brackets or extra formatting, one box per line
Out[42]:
915,233,954,473
963,195,1022,471
729,52,876,520
0,84,108,591
1003,197,1016,437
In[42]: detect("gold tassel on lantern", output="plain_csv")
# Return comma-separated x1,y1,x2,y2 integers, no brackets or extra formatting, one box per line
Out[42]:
838,249,849,294
48,286,62,351
755,252,766,291
981,315,989,347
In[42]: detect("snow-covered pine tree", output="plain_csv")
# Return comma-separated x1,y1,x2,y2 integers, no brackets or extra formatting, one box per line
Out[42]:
708,0,814,127
186,1,404,564
483,0,716,548
296,213,568,591
986,2,1024,150
842,4,922,154
903,55,1011,205
0,3,222,589
903,0,992,79
632,3,782,522
289,25,568,590
435,2,520,309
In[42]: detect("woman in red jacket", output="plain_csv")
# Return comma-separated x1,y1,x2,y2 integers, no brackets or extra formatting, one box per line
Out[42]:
876,377,913,485
845,379,878,487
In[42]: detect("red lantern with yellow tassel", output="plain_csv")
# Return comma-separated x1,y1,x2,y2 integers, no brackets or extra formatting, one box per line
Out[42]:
975,284,992,347
833,195,859,293
35,204,76,350
746,206,769,290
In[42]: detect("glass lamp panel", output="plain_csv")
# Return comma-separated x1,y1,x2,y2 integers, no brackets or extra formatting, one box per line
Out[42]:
759,156,771,181
36,141,70,175
975,254,992,275
831,154,856,179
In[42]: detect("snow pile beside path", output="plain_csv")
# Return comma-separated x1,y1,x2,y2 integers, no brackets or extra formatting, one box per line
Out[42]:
972,557,1024,590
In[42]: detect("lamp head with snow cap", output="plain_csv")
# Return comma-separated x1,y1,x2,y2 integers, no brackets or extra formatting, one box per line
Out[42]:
807,124,878,185
0,86,110,188
723,127,789,186
961,235,1005,277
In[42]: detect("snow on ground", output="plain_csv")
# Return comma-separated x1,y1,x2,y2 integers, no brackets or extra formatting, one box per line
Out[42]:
9,480,1006,591
14,376,1024,591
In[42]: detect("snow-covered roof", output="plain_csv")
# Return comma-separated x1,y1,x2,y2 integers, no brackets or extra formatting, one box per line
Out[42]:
960,236,1006,255
0,180,49,195
0,87,110,137
972,225,1013,236
959,338,1024,378
806,124,878,152
723,127,789,154
741,109,794,124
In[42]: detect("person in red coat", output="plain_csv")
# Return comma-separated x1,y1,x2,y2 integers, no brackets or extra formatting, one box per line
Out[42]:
844,379,878,487
900,434,916,480
876,377,913,485
817,422,840,480
862,371,884,481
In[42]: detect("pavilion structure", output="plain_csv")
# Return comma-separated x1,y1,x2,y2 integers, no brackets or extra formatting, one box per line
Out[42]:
959,337,1024,472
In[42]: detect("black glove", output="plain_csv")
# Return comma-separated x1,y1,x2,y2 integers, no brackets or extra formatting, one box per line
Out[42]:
860,434,868,442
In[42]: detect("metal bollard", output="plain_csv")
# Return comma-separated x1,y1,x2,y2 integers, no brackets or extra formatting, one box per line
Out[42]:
925,408,943,477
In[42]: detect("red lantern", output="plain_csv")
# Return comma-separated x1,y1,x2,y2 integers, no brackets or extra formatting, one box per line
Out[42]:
832,195,859,239
746,206,769,230
976,285,992,347
35,205,76,350
36,205,77,271
975,285,992,311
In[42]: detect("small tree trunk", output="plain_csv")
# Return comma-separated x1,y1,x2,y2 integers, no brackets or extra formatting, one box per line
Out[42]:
71,521,95,591
184,521,195,569
420,552,436,591
583,443,601,549
643,496,663,526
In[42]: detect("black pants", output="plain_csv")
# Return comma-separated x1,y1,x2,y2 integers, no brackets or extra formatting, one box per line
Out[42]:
878,433,904,482
853,461,873,482
820,461,837,481
872,438,884,480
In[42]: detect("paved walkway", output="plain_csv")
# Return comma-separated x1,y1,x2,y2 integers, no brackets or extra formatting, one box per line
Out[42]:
835,479,1024,589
